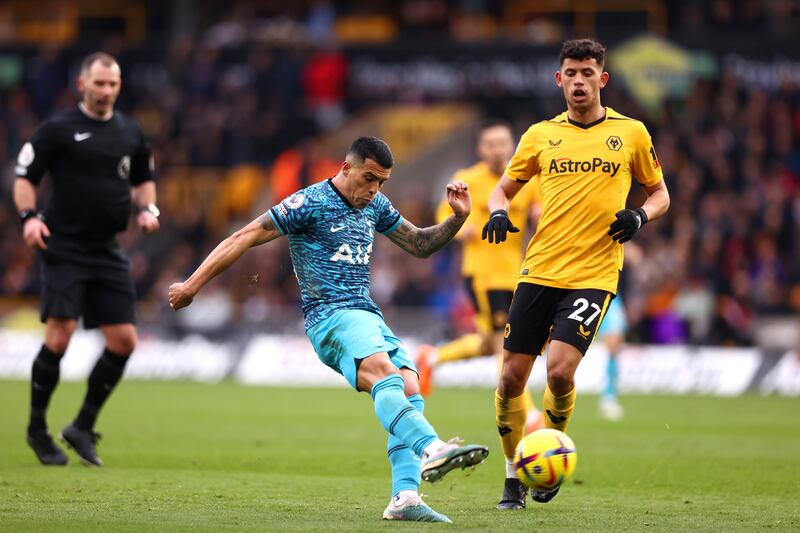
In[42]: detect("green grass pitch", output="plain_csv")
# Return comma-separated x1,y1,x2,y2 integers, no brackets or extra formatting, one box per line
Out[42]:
1,380,798,531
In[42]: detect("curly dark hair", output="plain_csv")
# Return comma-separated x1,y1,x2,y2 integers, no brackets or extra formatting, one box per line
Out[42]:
559,39,606,67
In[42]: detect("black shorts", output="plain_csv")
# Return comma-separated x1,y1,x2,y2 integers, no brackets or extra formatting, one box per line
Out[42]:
464,277,514,333
503,282,613,356
39,255,136,329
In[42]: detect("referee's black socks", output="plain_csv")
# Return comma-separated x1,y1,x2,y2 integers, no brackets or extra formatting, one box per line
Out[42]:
74,348,130,431
28,345,64,434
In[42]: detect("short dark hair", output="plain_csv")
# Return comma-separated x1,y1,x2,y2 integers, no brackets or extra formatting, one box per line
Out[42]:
80,52,119,75
477,118,513,142
559,39,606,67
347,136,394,169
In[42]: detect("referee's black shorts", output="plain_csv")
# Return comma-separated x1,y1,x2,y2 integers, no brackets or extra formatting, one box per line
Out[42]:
503,282,613,357
39,254,136,328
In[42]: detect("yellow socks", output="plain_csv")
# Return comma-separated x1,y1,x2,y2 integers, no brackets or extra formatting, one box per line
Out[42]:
437,333,484,363
542,384,576,432
524,389,537,413
495,390,528,460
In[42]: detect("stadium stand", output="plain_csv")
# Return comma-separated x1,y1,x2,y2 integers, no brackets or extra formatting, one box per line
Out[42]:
1,0,800,351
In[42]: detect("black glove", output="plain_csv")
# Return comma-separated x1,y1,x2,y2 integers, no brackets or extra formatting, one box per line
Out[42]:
481,209,520,243
608,208,648,244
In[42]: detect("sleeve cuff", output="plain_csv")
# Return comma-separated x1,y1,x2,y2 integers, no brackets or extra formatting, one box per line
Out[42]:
130,176,155,186
268,208,287,235
381,214,403,235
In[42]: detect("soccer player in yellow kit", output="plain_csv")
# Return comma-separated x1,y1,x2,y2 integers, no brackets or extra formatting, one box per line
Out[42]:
416,120,544,432
482,39,670,509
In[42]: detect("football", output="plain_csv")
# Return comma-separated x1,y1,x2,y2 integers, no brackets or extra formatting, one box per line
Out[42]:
514,428,577,490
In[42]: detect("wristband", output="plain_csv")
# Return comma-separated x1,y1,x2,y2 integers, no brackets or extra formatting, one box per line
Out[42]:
140,203,160,218
19,209,40,225
635,207,648,226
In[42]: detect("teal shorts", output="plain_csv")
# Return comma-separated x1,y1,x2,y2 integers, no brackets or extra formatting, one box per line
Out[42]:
307,309,417,390
597,297,627,337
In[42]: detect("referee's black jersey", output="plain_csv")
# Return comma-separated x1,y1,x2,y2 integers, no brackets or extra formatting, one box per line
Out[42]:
16,106,154,242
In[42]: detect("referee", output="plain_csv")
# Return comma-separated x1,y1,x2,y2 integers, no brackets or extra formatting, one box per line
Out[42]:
13,52,159,466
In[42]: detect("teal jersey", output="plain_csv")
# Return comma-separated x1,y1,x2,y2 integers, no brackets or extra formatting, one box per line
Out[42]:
268,179,403,329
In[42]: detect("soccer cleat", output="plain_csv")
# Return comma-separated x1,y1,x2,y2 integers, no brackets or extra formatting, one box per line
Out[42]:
530,486,560,503
414,345,436,396
525,408,545,434
599,398,624,421
26,430,68,466
497,477,528,510
421,437,489,483
382,493,452,523
60,424,103,466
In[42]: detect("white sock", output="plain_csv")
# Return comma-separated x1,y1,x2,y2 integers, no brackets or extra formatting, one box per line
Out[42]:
392,490,419,507
423,438,447,458
505,458,518,479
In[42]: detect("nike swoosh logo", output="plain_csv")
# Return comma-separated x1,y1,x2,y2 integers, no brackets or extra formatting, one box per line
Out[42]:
330,225,345,232
74,132,92,142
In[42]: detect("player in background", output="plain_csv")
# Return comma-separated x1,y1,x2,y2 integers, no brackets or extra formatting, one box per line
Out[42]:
169,137,489,524
14,52,159,467
597,296,627,421
482,39,670,509
415,120,544,433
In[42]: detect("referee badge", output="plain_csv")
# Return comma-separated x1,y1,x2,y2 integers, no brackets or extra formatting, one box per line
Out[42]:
15,142,34,176
117,155,131,179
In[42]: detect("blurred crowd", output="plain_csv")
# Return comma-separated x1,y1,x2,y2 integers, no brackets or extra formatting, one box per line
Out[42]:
620,73,800,346
2,0,800,346
0,7,352,335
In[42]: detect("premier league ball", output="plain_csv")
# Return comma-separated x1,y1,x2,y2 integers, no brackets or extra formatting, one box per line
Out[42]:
514,428,577,490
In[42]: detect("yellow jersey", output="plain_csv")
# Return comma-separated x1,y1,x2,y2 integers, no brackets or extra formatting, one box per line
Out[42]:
437,161,540,290
505,107,663,294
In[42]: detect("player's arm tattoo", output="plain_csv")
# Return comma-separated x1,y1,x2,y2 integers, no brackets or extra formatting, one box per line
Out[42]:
254,212,282,245
387,216,467,258
258,213,275,231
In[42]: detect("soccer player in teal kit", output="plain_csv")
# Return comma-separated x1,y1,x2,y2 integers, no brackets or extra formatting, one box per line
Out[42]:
169,137,489,523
